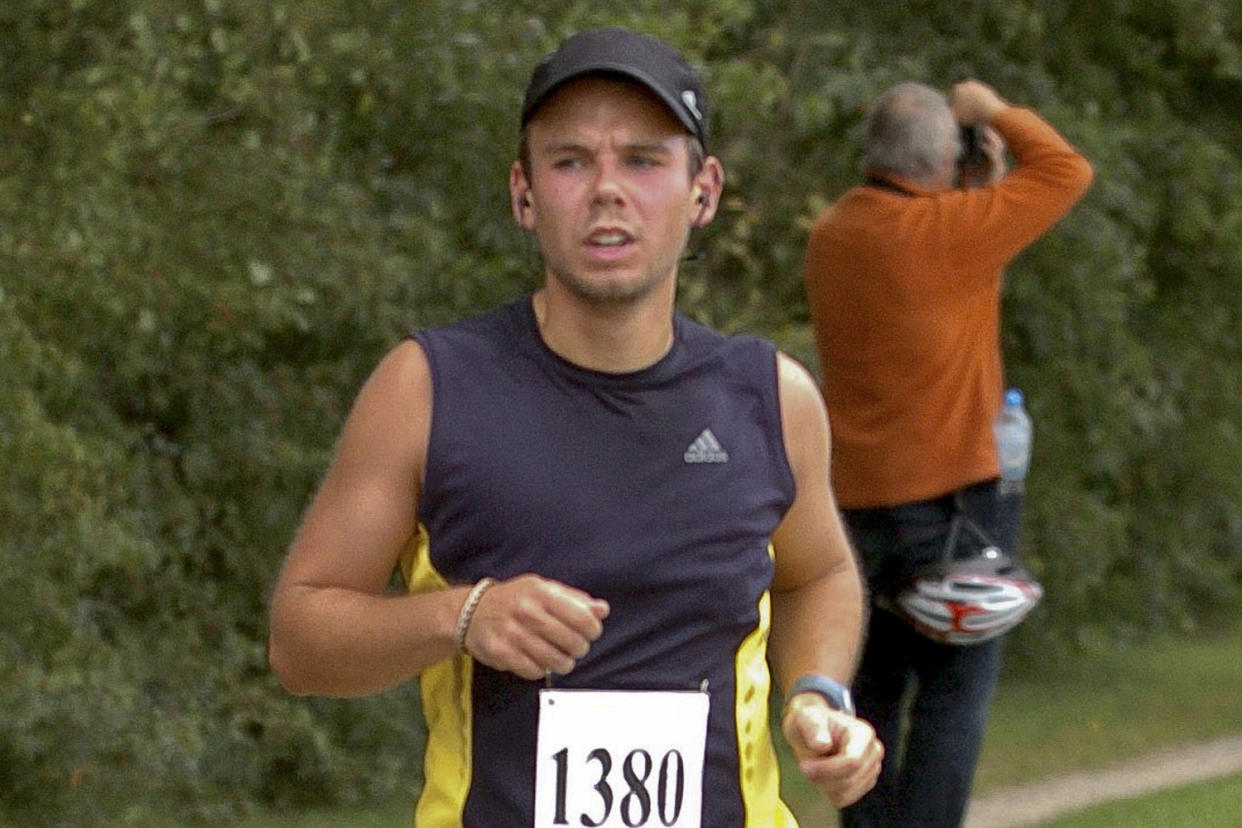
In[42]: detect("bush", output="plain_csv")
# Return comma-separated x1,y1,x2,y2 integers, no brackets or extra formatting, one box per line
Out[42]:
2,0,1240,822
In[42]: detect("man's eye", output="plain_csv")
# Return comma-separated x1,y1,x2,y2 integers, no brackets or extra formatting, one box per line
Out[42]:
553,157,584,170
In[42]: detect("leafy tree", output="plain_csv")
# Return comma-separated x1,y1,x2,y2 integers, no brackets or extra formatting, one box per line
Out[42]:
2,0,1240,821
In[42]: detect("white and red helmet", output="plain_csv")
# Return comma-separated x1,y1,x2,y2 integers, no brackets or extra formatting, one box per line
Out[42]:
894,544,1043,645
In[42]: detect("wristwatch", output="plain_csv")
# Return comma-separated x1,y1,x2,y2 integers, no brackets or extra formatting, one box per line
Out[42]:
787,674,856,716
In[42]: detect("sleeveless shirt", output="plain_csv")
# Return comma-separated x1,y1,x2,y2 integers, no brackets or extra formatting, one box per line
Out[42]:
402,294,799,827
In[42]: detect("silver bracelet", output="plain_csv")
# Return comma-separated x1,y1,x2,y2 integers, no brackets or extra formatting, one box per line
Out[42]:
453,577,496,655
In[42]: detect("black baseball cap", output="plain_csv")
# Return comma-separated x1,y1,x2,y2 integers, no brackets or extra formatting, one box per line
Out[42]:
521,28,709,149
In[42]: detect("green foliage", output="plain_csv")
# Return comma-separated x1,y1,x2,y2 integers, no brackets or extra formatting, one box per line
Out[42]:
3,0,1241,823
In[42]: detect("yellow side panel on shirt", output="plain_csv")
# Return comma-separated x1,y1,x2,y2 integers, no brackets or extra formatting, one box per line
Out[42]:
401,525,471,828
735,550,800,827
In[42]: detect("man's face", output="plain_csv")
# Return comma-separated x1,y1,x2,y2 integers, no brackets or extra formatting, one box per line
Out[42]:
512,76,716,305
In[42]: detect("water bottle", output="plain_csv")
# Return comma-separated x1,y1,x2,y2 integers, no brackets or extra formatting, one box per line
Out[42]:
994,388,1032,496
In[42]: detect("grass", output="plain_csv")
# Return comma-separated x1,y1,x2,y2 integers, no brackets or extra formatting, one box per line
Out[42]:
1034,772,1242,828
778,627,1242,826
234,629,1242,827
975,627,1242,791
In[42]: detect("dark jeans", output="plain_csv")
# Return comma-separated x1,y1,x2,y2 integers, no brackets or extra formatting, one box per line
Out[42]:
839,480,1021,828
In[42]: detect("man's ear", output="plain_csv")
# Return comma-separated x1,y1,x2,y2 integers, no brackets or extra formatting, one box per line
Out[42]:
509,161,535,230
690,156,725,228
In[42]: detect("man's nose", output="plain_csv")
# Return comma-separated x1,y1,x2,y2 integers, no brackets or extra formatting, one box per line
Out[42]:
590,157,625,207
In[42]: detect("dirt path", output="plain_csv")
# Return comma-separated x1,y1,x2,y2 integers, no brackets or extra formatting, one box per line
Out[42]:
963,733,1242,827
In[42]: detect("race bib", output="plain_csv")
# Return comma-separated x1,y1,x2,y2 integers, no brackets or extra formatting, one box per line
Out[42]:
533,689,710,828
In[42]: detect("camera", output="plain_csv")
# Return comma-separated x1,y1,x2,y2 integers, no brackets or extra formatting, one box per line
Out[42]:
959,124,986,166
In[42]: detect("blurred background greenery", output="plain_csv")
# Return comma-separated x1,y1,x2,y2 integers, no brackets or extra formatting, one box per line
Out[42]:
3,0,1241,824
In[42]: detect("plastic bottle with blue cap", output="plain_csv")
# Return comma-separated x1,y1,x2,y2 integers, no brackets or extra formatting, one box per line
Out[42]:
994,388,1032,496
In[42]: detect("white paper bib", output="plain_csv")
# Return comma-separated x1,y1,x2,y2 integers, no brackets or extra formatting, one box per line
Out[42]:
533,689,710,828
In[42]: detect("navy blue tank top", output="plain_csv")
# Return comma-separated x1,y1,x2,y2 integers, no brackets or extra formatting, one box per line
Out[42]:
406,294,799,826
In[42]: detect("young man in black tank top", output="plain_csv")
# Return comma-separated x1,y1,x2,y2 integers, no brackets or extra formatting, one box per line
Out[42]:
269,27,882,825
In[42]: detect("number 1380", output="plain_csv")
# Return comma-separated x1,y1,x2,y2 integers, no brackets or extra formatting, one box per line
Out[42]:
548,746,687,827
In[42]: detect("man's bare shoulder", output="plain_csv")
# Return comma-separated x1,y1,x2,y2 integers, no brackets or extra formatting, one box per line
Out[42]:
775,352,826,414
361,338,432,405
774,351,831,474
335,338,433,471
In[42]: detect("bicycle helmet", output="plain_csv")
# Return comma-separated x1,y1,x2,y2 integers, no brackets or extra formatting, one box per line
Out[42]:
891,515,1043,645
899,543,1043,645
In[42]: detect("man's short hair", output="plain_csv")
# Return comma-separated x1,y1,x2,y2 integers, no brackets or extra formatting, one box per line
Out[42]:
863,82,958,183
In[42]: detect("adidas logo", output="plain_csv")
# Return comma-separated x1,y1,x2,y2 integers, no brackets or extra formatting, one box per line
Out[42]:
684,428,729,464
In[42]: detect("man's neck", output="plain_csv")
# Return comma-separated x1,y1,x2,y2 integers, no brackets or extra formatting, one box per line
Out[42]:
531,286,676,374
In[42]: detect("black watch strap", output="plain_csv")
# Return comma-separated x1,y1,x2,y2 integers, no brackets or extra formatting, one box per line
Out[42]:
787,674,855,716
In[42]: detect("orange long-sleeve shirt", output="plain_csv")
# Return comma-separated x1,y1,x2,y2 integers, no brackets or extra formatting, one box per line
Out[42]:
804,106,1093,509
